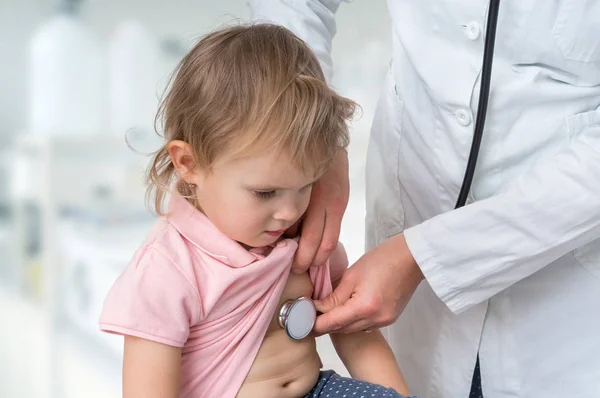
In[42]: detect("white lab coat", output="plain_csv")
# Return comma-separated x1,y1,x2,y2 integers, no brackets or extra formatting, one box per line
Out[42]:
249,1,600,397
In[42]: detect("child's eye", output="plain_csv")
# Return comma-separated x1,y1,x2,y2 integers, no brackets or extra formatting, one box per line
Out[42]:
253,190,276,199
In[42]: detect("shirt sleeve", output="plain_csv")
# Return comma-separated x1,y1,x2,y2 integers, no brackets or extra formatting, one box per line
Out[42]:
99,246,202,347
404,107,600,314
248,0,347,83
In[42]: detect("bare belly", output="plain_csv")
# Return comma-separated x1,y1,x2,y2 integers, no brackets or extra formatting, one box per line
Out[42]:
236,272,321,398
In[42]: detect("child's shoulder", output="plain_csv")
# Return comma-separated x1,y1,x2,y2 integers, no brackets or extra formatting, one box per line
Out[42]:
134,218,186,258
100,217,203,340
128,218,202,289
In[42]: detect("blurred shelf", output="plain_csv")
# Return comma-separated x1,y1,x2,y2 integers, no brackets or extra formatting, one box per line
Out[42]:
10,133,154,397
0,288,121,398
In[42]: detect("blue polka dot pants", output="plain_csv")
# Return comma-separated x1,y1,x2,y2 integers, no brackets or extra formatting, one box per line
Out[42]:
468,357,483,398
303,370,418,398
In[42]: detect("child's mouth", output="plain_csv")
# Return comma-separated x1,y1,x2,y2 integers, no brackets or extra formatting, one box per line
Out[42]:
265,229,285,237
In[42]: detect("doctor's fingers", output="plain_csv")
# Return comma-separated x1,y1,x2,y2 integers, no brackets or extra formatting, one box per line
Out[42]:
310,171,349,267
293,205,325,273
310,206,343,269
326,298,396,334
313,300,363,336
294,149,349,273
313,272,356,314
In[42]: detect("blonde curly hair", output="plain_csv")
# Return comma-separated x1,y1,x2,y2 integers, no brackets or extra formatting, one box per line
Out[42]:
147,23,357,215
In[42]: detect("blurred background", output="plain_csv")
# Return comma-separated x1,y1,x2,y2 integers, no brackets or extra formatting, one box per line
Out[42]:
0,0,391,396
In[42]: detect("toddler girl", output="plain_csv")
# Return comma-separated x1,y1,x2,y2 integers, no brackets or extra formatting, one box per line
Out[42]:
99,23,416,398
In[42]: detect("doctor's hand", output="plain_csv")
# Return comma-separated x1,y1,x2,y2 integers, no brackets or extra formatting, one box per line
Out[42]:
289,149,350,274
313,233,424,335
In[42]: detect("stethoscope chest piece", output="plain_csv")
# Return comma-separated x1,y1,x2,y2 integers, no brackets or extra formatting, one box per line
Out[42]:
278,296,316,340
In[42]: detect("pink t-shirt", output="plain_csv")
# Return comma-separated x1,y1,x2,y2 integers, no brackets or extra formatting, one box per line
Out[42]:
99,192,348,398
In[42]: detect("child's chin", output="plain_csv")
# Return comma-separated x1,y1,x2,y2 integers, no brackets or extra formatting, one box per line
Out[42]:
262,234,286,246
237,235,278,249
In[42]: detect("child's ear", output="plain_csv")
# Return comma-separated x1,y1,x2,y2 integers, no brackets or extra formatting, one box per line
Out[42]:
167,140,201,184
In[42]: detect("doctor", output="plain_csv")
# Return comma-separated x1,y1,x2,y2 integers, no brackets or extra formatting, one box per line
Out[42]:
250,1,600,398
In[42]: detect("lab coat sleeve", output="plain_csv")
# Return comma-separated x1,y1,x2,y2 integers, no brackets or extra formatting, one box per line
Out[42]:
403,107,600,314
248,0,347,83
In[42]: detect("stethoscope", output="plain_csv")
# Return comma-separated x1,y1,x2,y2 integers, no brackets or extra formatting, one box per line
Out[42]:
456,0,500,209
460,0,500,393
279,0,501,341
278,296,316,340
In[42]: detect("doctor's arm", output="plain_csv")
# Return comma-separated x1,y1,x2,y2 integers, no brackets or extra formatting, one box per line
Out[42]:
314,108,600,333
404,109,600,313
322,244,411,394
249,0,346,83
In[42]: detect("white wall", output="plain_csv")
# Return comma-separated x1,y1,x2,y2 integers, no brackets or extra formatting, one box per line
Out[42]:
0,0,391,141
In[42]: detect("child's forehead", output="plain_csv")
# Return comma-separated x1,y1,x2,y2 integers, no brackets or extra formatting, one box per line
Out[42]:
219,151,320,186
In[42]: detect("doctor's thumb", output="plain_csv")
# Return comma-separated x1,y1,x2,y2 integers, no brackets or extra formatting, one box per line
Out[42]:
314,279,353,314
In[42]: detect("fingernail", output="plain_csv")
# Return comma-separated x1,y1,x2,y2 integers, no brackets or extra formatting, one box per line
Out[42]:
276,240,287,248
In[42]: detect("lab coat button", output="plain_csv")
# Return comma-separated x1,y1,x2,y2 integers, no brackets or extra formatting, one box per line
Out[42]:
455,109,472,126
465,22,481,40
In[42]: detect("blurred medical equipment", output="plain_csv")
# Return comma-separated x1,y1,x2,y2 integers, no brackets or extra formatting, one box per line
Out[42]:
60,215,152,355
29,0,103,137
10,133,153,397
109,20,160,138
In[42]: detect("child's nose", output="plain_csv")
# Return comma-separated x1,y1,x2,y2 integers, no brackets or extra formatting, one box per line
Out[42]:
273,201,302,223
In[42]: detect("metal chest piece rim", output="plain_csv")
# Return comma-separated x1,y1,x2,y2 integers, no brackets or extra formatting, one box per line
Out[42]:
278,296,316,340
